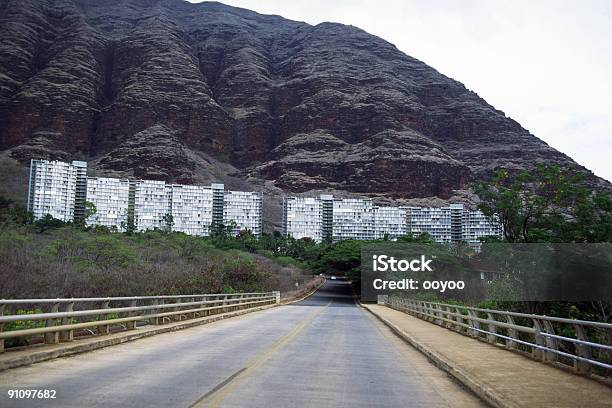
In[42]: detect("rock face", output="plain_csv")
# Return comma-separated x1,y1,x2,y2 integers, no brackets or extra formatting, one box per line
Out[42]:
251,129,470,198
0,0,608,207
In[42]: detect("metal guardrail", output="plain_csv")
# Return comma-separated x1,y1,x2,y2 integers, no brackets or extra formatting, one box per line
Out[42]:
0,292,280,352
378,295,612,376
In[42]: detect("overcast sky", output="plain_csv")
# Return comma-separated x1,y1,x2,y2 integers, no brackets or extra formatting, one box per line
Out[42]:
191,0,612,182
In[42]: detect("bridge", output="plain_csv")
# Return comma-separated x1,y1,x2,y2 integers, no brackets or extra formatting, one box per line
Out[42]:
0,281,610,407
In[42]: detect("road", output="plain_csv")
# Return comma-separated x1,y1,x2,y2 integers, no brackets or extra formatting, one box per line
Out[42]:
0,281,484,407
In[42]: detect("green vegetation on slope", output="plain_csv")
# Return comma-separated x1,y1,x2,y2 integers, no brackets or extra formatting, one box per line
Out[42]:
0,210,314,298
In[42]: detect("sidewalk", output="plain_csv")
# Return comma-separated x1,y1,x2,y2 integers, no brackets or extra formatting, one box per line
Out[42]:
362,304,612,408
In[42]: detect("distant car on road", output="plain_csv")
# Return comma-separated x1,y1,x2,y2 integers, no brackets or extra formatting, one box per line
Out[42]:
330,276,337,280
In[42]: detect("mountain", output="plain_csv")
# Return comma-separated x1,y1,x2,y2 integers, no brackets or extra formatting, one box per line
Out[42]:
0,0,608,229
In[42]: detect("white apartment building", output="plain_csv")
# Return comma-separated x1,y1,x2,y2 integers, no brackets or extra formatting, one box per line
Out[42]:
462,210,503,250
406,204,504,249
224,190,263,236
27,160,264,236
27,159,87,222
406,206,453,243
85,177,130,231
131,180,170,232
284,195,407,242
333,198,375,241
283,196,323,241
373,206,407,240
168,184,214,236
283,195,503,249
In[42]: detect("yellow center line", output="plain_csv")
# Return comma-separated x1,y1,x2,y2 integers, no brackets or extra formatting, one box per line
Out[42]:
190,300,331,408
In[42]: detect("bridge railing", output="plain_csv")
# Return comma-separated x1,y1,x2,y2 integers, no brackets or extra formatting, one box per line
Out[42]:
378,295,612,376
0,292,280,352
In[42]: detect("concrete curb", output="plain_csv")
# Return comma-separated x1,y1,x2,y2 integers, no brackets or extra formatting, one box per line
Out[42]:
360,303,518,408
0,279,325,372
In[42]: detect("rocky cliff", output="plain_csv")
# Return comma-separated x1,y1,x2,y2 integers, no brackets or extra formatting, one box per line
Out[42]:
0,0,608,227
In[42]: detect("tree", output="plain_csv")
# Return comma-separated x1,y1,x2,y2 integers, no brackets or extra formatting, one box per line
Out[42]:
0,196,33,227
34,214,68,232
311,240,363,279
236,229,259,253
76,201,97,229
84,201,96,221
162,213,174,233
473,165,612,243
397,232,436,244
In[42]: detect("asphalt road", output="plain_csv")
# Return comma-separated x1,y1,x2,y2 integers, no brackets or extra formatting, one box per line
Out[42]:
0,281,484,408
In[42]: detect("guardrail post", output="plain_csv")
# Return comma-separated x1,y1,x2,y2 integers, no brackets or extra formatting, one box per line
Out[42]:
44,302,60,344
193,297,202,318
216,295,223,314
0,303,5,352
198,296,208,317
436,305,447,327
439,305,448,327
171,299,181,322
216,295,222,313
426,302,433,321
211,295,218,314
126,300,137,330
532,319,546,360
442,306,453,329
417,301,425,318
541,320,558,362
178,298,186,321
187,297,197,319
573,324,592,374
467,310,480,338
486,313,497,344
505,315,518,350
419,301,427,320
274,291,281,304
222,295,229,313
98,301,110,335
205,295,211,314
60,302,74,342
150,299,163,325
454,307,465,332
433,304,443,326
423,302,433,322
203,295,210,316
